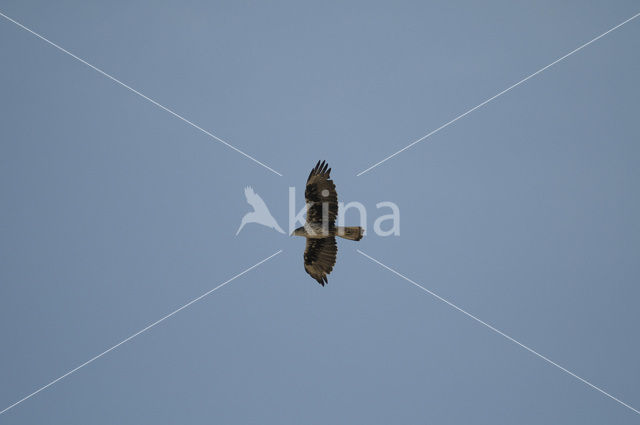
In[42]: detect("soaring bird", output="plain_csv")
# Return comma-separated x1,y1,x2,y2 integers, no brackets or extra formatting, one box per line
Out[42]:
236,186,285,235
292,160,364,286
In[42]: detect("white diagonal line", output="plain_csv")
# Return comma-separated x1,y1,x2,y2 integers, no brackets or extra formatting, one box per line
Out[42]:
357,11,640,176
0,11,283,177
0,250,283,416
357,249,640,415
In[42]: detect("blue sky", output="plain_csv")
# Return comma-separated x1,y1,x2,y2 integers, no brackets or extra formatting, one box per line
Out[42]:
1,1,640,423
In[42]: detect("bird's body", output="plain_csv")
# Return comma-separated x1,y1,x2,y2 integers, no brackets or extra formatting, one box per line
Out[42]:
292,160,364,286
297,223,363,239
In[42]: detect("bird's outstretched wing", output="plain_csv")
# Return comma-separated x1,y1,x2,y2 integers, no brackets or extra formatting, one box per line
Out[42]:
305,160,338,226
303,237,337,286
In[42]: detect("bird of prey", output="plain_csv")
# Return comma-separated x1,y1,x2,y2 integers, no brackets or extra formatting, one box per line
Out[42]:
236,186,285,235
292,160,364,286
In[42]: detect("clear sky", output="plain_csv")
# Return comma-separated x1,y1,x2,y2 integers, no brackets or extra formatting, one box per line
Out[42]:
1,1,639,423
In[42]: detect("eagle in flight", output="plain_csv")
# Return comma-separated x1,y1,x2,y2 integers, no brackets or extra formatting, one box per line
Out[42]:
292,160,364,286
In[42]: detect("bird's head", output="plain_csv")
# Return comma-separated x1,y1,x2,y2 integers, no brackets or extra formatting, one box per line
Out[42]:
291,226,305,237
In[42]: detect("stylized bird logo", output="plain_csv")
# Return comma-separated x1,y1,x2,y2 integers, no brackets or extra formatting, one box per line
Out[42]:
236,186,285,235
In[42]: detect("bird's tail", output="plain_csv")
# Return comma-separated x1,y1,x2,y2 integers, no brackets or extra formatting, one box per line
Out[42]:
336,226,364,241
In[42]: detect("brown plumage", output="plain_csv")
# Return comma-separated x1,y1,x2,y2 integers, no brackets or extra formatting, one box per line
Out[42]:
303,237,337,286
292,160,364,286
